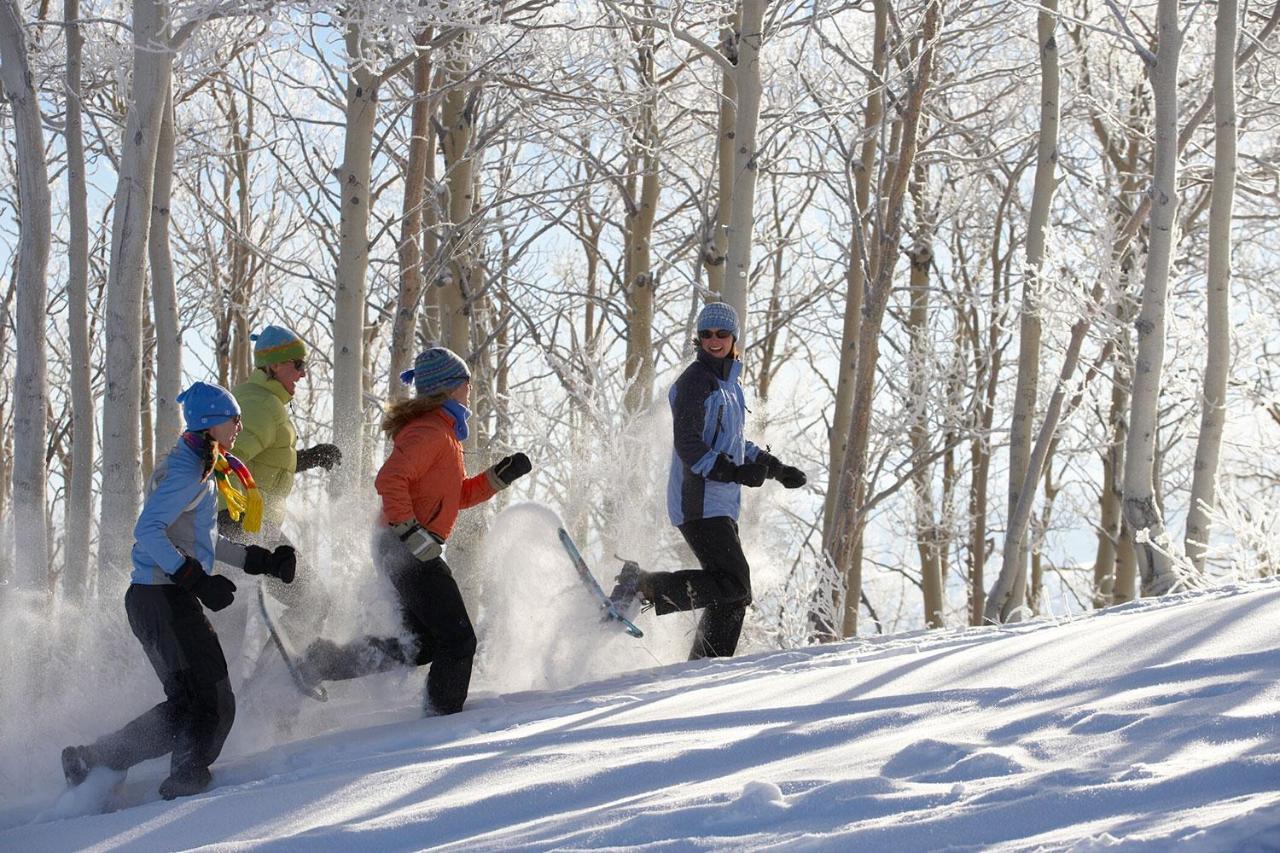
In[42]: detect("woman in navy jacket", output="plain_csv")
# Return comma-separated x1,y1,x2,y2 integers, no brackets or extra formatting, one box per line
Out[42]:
621,302,806,659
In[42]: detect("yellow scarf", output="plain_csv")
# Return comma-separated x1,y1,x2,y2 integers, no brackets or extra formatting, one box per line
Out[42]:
186,431,263,532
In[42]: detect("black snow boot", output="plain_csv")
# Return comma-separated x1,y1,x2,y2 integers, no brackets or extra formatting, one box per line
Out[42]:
61,745,98,787
609,560,653,615
158,766,212,800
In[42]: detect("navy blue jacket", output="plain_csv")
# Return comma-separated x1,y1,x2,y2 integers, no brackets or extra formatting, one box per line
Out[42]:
666,350,763,526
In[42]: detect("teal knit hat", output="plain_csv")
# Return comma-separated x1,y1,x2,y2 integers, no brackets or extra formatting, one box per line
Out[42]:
252,325,307,368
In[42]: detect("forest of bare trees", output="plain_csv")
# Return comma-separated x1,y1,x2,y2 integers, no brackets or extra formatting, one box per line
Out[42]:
2,0,1279,644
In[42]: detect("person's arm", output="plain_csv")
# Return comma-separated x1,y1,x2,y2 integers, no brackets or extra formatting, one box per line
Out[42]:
133,459,210,574
215,536,248,569
460,471,499,509
670,370,721,477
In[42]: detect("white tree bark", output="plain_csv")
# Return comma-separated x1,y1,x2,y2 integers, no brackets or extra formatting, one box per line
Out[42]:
390,31,433,403
0,0,52,589
438,44,478,360
823,0,886,545
622,21,659,414
702,13,738,297
332,15,377,493
64,0,94,601
1185,0,1237,572
719,0,766,330
99,0,174,580
150,84,182,446
1122,0,1182,597
1002,0,1059,620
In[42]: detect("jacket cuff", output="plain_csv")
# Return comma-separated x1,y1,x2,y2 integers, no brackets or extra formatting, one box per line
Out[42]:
485,467,510,492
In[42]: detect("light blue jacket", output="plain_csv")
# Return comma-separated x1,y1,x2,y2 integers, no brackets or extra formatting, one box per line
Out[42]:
130,440,246,585
666,351,763,526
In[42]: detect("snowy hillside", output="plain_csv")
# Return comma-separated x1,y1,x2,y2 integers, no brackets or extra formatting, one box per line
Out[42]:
3,577,1278,851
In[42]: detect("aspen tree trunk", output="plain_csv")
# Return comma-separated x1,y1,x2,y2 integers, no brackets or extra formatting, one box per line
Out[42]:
0,0,52,590
1123,0,1181,597
720,0,765,328
824,0,886,546
1004,0,1060,619
1093,349,1130,606
99,0,173,579
332,17,378,494
438,45,477,360
64,0,94,601
702,12,738,296
150,85,182,447
1185,0,1237,571
828,0,942,637
906,241,944,628
622,19,659,414
390,31,433,402
141,304,155,478
226,77,255,387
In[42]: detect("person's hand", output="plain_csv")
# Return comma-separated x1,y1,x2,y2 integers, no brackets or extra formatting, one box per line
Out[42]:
771,464,807,489
391,520,444,563
296,443,342,472
244,544,297,583
488,452,532,489
758,449,807,489
707,454,766,487
733,461,768,488
172,556,237,611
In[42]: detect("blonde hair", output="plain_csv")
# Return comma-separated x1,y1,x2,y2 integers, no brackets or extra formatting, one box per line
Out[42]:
382,393,449,438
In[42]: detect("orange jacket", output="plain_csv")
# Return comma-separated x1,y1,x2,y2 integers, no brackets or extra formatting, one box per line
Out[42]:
374,408,498,540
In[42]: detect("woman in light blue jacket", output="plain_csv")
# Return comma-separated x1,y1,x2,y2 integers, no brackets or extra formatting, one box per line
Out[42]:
617,303,806,659
61,382,295,800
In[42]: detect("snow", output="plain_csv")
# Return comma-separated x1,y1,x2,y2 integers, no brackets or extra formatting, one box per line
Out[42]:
3,553,1279,850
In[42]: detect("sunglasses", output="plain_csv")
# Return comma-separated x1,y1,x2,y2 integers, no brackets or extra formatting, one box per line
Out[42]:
698,329,733,340
290,359,307,372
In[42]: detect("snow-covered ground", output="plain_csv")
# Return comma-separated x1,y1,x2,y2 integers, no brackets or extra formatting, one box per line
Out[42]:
3,570,1278,851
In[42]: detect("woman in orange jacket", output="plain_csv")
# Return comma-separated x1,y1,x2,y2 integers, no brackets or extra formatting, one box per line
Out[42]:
302,347,531,714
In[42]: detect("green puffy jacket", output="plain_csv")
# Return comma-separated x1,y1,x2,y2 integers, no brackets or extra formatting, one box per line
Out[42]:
225,370,297,525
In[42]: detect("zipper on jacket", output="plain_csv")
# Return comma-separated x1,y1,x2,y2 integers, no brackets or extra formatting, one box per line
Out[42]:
710,403,724,449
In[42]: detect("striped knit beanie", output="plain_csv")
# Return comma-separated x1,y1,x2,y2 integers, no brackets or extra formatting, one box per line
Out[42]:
696,301,739,338
252,325,307,368
398,346,471,398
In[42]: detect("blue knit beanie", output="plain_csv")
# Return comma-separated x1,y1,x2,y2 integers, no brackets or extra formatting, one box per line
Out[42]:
176,381,241,432
696,302,739,338
398,346,471,397
252,325,307,368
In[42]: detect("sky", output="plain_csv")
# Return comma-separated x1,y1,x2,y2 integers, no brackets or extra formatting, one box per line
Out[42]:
1,502,1277,851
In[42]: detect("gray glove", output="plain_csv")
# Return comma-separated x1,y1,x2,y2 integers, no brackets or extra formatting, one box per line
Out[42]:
391,520,444,563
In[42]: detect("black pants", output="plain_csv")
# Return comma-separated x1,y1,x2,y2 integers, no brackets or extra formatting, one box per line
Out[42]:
92,584,235,779
647,516,752,660
306,531,477,714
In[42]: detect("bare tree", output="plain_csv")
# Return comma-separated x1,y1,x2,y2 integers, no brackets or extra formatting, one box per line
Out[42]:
0,0,52,589
1185,0,1237,572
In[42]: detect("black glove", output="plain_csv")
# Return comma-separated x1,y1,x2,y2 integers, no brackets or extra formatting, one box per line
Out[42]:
244,544,297,584
707,454,767,487
488,452,532,489
172,556,237,612
758,450,807,489
296,443,342,472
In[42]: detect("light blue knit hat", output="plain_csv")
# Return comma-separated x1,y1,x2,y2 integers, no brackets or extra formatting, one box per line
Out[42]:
176,381,241,431
399,346,471,397
696,301,739,338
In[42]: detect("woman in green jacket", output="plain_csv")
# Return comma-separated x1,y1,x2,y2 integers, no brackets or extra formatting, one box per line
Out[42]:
220,325,340,667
